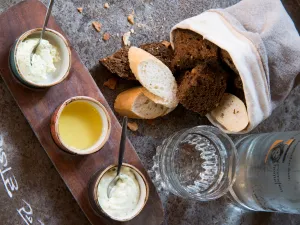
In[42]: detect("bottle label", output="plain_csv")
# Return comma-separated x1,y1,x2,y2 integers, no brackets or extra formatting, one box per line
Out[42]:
254,133,300,212
233,132,300,213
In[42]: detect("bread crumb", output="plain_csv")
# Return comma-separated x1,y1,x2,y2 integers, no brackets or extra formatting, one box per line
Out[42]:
123,32,131,46
130,29,134,33
77,7,83,13
103,78,117,90
127,122,138,131
103,32,110,41
127,14,134,25
92,21,101,32
146,119,155,125
233,109,236,114
161,41,171,48
104,3,109,8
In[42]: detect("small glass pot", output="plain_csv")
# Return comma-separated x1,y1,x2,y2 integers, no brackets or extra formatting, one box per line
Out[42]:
153,125,237,201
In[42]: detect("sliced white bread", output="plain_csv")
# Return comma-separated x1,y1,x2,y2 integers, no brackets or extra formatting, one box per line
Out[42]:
141,87,177,109
128,46,178,108
161,107,176,116
210,93,249,132
114,87,167,119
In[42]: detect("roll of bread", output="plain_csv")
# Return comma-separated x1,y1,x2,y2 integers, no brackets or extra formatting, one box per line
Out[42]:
128,46,178,108
140,88,176,116
114,87,167,119
209,93,249,132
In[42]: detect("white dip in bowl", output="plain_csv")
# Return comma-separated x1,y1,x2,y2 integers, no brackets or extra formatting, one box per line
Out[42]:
96,165,148,221
12,28,71,88
17,38,60,83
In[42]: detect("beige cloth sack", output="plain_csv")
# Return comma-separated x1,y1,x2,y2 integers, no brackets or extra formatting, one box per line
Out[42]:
170,0,300,134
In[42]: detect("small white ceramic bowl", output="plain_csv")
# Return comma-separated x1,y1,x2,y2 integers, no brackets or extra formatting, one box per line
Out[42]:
10,28,71,88
51,96,111,155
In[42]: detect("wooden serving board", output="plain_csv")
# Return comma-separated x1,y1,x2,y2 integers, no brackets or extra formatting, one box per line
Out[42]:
0,1,164,224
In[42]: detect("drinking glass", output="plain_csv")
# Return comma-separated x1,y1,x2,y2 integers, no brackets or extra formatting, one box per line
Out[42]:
153,126,237,201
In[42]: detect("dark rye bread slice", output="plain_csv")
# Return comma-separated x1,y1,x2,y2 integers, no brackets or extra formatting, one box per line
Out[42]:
220,49,239,75
220,49,245,102
100,42,174,80
226,72,245,103
177,63,229,116
140,42,174,73
100,46,135,80
172,29,219,71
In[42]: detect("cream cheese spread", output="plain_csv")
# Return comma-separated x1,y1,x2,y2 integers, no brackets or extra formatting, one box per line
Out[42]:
16,38,60,84
97,167,141,220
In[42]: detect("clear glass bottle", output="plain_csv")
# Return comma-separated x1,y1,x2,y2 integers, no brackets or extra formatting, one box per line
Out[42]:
230,131,300,214
154,127,300,213
153,126,237,201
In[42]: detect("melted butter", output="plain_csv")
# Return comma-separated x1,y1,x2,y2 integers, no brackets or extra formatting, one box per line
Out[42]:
58,101,102,150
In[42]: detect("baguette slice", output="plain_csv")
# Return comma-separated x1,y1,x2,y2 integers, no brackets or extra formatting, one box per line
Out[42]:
141,87,177,109
161,107,176,116
128,46,178,108
114,87,167,119
141,88,176,115
210,93,249,132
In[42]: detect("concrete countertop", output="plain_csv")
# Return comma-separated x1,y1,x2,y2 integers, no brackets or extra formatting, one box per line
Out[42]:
0,0,300,224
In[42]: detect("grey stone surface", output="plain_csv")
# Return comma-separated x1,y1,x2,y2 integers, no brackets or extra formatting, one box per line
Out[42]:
0,0,300,224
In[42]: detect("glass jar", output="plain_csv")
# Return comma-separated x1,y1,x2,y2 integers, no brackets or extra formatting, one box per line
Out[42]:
153,126,237,201
230,131,300,214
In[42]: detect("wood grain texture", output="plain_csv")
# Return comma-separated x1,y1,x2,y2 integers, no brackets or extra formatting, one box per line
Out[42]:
0,1,164,224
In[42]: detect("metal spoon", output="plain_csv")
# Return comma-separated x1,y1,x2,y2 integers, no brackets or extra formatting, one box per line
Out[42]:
107,116,128,198
30,0,55,64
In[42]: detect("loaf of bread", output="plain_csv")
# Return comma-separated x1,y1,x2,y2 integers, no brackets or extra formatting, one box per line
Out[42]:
100,46,135,80
226,73,245,103
140,42,174,73
220,49,245,102
172,29,219,71
210,93,249,132
220,49,239,75
114,87,167,119
141,88,177,113
177,63,229,116
128,46,178,108
100,42,174,80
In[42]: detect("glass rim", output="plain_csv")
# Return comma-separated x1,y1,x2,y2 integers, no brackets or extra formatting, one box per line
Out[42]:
169,125,237,201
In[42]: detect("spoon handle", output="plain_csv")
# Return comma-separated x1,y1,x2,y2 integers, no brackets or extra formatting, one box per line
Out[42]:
39,0,55,42
116,116,128,175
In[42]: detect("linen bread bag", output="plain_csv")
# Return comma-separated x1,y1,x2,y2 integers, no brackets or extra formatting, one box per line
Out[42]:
171,0,300,134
